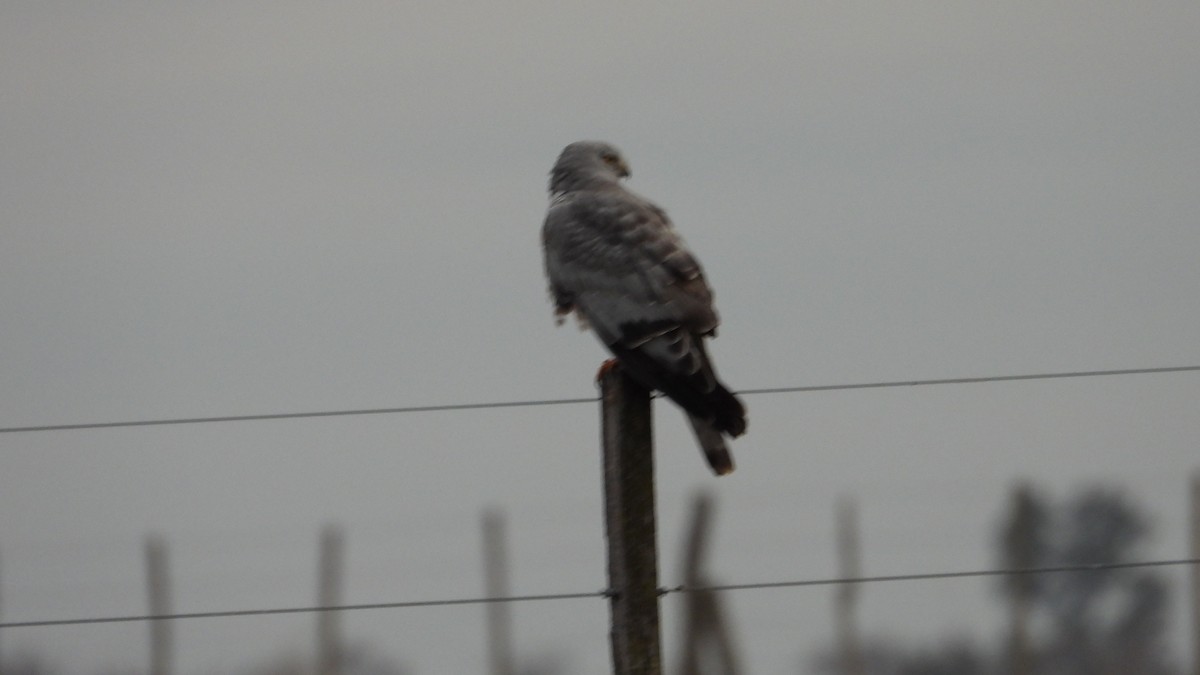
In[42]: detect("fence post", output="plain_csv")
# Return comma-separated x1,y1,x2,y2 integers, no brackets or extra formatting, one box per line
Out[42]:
1000,483,1040,675
600,363,662,675
677,492,741,675
145,536,172,675
317,525,344,675
835,497,864,675
483,510,515,675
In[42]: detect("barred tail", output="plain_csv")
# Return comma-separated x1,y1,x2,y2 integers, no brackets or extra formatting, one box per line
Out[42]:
688,414,735,476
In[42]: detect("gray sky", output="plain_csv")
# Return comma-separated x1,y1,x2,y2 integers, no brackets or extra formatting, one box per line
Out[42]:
2,2,1199,673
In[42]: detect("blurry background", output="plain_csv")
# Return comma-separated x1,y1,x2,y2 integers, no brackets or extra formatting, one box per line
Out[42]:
2,1,1198,673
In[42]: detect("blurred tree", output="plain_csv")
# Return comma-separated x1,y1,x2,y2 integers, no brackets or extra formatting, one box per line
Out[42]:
1001,486,1177,675
809,483,1181,675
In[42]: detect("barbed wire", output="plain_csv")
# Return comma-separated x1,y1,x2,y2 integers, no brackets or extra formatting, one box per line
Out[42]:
3,558,1196,629
2,365,1196,434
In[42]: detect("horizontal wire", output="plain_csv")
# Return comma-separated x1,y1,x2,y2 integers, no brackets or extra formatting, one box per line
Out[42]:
1,365,1196,435
3,558,1196,629
0,397,599,434
736,364,1200,396
0,590,609,629
661,558,1200,595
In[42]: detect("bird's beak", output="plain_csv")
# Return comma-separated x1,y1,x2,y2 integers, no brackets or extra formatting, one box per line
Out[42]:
617,160,631,178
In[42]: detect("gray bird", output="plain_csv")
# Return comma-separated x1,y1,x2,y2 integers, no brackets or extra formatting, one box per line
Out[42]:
541,141,746,475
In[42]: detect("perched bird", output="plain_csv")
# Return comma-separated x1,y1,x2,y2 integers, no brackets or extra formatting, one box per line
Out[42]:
541,141,746,475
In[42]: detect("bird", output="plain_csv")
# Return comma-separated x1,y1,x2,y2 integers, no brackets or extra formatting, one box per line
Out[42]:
541,141,746,475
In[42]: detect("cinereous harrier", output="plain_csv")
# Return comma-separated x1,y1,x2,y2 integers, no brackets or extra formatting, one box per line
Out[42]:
542,141,746,475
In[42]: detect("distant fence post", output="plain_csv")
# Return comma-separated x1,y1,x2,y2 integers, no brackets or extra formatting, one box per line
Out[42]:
1002,483,1039,675
677,492,741,675
835,497,865,675
317,525,344,675
483,510,515,675
145,535,172,675
599,364,662,675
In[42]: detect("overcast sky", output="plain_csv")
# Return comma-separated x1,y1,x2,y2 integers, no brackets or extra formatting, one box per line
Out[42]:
2,2,1199,673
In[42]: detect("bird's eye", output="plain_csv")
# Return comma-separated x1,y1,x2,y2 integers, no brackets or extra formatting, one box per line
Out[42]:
601,153,619,164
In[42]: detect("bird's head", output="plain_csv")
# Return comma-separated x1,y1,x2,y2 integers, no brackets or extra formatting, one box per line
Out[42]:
549,141,631,194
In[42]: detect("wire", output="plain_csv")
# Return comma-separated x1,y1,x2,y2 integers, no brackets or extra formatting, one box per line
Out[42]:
0,590,608,629
737,365,1200,396
0,397,599,434
661,558,1200,595
2,558,1196,629
1,365,1196,435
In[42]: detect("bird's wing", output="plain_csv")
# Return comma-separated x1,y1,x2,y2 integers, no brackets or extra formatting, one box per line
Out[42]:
543,189,746,446
542,191,717,348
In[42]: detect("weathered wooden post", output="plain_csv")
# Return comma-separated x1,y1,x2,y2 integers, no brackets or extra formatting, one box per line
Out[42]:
483,510,515,675
599,364,662,675
835,497,864,675
317,525,344,675
677,492,741,675
144,536,172,675
1002,483,1040,675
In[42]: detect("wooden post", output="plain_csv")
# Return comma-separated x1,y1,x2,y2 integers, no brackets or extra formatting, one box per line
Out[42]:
1002,483,1040,675
834,497,864,675
600,364,662,675
678,493,711,675
483,510,515,675
677,492,741,675
1191,474,1200,675
317,525,344,675
144,536,172,675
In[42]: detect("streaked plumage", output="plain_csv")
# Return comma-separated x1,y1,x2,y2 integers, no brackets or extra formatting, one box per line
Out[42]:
541,141,746,475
